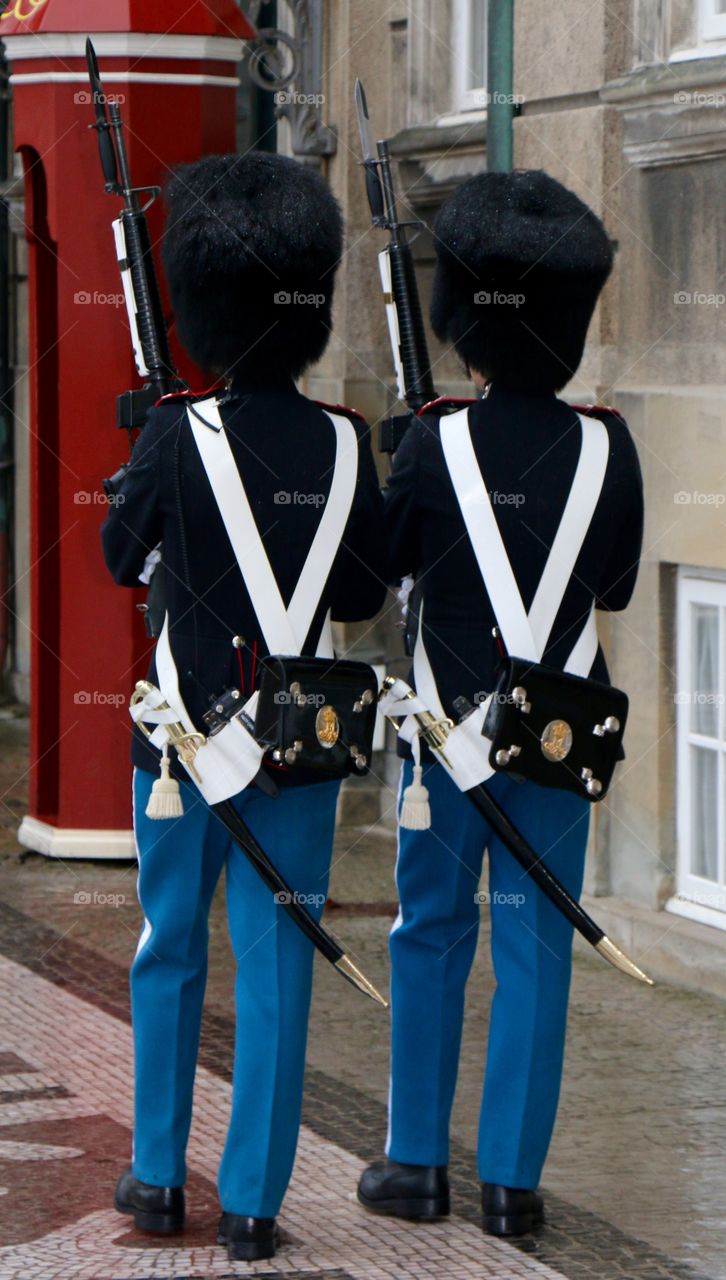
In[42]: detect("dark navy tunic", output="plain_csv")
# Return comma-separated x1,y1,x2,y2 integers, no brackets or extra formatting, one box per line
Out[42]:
384,384,644,748
101,372,387,783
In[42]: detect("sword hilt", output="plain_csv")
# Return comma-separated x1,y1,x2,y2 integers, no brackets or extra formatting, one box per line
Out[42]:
380,675,453,766
130,680,206,784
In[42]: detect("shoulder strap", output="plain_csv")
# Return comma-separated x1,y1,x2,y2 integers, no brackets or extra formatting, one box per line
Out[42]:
527,413,610,651
440,407,535,658
440,407,609,663
187,398,358,655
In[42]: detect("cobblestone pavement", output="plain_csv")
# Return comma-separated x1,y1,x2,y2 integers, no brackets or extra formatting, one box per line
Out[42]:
0,716,725,1279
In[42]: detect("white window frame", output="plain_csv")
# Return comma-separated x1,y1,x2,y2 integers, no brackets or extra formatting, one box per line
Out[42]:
668,569,726,930
451,0,488,114
701,0,726,42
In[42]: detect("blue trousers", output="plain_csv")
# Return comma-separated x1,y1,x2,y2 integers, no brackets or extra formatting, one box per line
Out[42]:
386,759,589,1190
130,768,340,1218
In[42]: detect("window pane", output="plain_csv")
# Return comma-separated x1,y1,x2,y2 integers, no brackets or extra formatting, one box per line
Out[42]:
467,1,487,90
690,746,718,881
690,603,719,736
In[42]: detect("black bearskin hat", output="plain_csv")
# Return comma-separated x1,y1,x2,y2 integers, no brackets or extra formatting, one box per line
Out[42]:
162,152,343,380
430,170,614,392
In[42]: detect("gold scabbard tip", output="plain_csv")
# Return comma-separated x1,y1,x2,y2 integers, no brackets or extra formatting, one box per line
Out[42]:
596,935,655,986
335,953,389,1008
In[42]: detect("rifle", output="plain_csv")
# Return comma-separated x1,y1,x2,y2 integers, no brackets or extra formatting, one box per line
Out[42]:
354,80,436,455
86,38,182,633
86,39,179,450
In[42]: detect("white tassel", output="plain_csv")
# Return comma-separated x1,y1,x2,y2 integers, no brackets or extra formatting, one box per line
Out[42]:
400,763,431,830
145,747,184,820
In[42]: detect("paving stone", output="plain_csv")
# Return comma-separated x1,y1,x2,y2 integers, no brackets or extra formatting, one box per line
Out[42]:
1,711,725,1278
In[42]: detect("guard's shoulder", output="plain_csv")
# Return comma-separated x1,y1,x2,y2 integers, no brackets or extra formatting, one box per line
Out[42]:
570,402,626,426
313,399,368,427
154,384,221,410
416,396,477,419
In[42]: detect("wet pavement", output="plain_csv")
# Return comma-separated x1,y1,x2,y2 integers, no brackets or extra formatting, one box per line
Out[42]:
0,713,725,1279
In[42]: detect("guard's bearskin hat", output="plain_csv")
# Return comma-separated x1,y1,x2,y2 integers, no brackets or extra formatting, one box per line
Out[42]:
430,170,614,393
162,152,343,380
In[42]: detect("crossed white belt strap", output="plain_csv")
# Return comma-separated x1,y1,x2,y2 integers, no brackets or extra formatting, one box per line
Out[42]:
397,406,610,791
131,397,359,803
187,397,358,657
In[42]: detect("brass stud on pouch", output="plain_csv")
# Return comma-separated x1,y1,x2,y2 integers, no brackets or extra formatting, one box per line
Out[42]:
594,715,620,737
512,686,531,714
289,680,307,707
581,766,603,796
354,689,375,713
495,743,521,767
284,747,298,765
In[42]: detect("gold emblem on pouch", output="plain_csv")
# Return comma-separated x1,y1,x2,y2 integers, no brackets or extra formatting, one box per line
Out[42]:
315,704,340,748
540,719,573,762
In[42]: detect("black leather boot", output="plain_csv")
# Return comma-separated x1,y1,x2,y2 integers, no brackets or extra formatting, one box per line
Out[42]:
481,1183,544,1236
217,1212,279,1261
357,1159,450,1219
114,1169,185,1235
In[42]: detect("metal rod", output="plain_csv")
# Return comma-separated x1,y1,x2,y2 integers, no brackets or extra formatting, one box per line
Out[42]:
487,0,515,173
